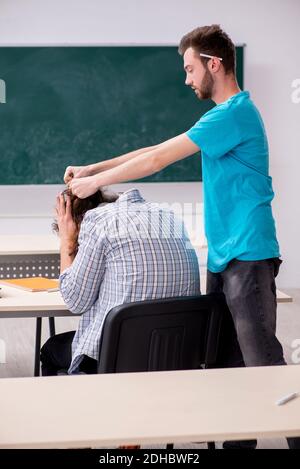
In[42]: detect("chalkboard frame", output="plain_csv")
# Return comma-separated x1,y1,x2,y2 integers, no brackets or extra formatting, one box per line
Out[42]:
0,44,245,184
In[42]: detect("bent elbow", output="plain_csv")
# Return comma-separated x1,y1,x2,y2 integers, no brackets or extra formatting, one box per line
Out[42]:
60,285,85,315
63,297,87,315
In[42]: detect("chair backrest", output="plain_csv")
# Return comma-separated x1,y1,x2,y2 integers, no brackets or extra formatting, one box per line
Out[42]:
98,293,228,374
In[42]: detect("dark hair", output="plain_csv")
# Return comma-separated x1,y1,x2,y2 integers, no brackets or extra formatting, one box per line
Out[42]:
178,24,236,75
52,188,119,255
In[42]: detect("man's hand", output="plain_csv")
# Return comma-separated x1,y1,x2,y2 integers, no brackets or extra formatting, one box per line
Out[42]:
64,165,91,184
68,175,99,199
55,193,78,249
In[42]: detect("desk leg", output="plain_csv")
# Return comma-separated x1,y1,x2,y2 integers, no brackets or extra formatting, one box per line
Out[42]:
49,317,56,337
34,317,42,377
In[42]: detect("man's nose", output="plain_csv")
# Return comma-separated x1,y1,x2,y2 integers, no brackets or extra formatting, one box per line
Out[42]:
185,76,192,86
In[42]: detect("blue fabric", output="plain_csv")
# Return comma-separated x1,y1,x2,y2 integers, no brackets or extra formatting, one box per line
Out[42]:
186,91,280,273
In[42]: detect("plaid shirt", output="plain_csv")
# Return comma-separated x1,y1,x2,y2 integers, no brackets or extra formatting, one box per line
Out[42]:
60,189,200,373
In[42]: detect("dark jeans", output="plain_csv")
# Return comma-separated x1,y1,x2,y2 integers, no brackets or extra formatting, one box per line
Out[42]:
207,258,300,450
40,331,98,376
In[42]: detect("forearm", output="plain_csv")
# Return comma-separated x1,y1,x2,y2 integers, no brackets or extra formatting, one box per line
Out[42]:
94,147,162,186
60,239,76,274
92,133,197,187
68,133,199,198
88,144,160,175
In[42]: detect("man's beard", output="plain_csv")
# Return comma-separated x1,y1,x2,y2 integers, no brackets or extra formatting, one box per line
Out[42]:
197,68,214,100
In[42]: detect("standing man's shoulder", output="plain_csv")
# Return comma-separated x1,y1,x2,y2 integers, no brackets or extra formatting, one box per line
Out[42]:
231,91,268,137
186,93,246,159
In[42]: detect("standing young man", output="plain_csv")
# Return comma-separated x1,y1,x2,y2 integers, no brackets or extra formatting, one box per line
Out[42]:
65,25,299,449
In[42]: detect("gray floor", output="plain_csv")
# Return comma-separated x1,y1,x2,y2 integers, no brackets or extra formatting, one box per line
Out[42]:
1,289,299,449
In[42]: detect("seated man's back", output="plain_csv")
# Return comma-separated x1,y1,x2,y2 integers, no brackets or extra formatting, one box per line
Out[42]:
60,189,200,373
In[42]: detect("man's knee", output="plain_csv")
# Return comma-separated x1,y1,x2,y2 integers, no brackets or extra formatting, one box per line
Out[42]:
40,331,75,369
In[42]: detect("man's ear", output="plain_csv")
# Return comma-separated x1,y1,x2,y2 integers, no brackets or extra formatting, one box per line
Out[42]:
209,58,222,74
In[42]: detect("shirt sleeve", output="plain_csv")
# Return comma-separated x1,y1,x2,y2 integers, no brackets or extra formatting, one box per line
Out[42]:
59,211,107,315
186,105,242,159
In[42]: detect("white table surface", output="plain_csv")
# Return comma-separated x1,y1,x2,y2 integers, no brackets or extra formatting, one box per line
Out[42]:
0,235,60,255
0,234,207,254
0,365,299,448
0,235,292,304
0,285,70,317
0,275,292,319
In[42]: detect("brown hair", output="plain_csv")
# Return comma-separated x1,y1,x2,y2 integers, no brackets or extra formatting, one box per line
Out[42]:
178,24,236,75
52,188,119,255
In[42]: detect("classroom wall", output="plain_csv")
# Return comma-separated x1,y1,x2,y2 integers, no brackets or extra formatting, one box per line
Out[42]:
0,0,299,288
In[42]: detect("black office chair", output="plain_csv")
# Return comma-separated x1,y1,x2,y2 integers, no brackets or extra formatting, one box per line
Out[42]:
98,293,229,450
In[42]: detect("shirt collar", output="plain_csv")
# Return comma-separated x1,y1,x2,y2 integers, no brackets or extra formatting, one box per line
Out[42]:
227,90,250,103
117,188,145,204
216,90,250,107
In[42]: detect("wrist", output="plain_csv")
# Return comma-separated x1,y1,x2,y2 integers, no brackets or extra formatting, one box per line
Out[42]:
86,163,96,176
60,236,77,251
92,173,103,190
88,161,105,176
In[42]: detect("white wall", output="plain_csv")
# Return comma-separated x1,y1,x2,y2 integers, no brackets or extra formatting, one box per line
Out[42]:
0,0,299,287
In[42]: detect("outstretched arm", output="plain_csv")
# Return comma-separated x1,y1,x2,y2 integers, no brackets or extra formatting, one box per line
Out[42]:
64,143,161,183
68,133,199,198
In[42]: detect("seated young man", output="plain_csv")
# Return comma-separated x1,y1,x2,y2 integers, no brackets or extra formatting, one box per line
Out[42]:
40,187,200,375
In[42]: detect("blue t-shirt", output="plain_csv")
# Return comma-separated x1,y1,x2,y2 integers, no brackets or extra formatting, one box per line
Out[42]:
186,91,280,273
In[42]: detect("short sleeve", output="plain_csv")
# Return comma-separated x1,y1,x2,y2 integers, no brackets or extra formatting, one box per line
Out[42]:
186,106,242,159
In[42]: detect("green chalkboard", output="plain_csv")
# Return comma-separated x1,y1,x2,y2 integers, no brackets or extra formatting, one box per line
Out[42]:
0,46,244,184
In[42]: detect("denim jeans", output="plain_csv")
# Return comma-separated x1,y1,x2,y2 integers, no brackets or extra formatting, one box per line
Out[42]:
207,257,285,368
207,258,300,449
